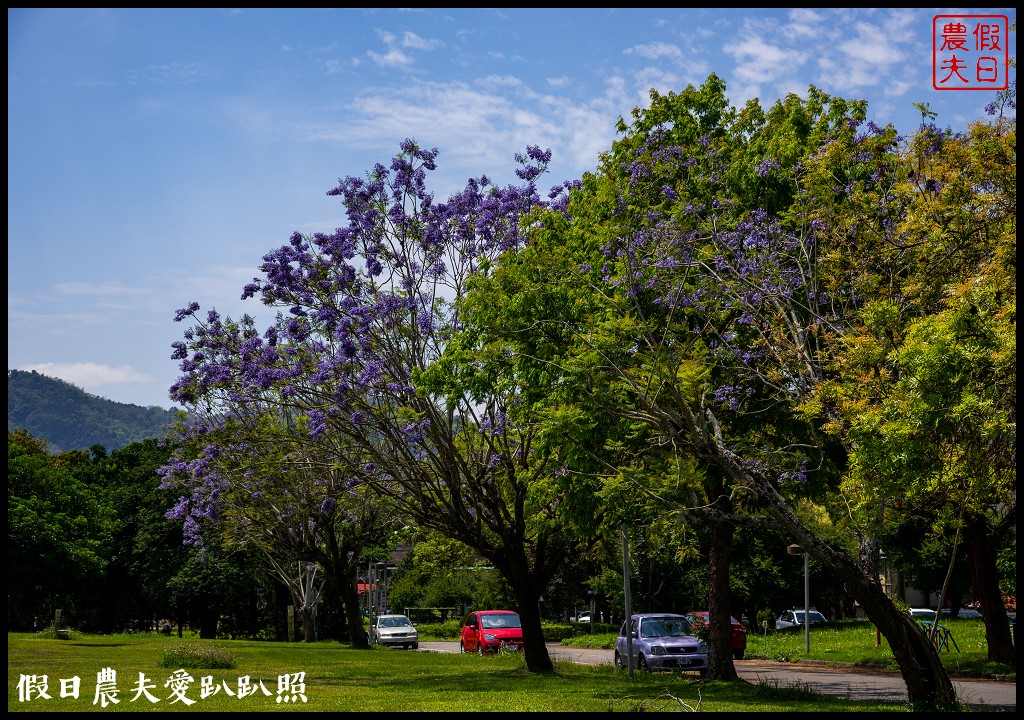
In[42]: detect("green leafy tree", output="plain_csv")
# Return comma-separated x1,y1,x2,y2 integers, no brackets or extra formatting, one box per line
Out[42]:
89,438,185,633
457,75,870,683
466,74,981,705
387,533,510,616
7,430,113,630
160,408,397,644
816,111,1016,662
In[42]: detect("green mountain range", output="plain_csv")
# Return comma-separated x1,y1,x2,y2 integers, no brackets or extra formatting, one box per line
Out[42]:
7,369,182,453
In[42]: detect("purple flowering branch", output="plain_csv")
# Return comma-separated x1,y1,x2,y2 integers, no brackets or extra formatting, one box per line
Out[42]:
163,140,577,573
560,105,914,484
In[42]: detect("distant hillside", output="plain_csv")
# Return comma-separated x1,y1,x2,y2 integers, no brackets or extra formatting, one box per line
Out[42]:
7,369,183,453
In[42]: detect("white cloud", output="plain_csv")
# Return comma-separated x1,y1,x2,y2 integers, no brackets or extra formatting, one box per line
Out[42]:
54,281,147,297
725,34,808,85
625,42,684,63
838,21,906,66
21,361,153,388
368,29,415,69
882,78,913,98
402,31,442,51
7,308,112,328
295,72,634,194
816,20,909,94
786,8,824,38
367,47,414,69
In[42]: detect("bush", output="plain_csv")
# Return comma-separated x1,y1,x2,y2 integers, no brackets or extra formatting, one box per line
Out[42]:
158,643,235,669
36,625,74,640
414,619,462,640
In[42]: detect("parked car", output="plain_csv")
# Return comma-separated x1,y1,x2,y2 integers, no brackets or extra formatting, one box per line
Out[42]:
941,608,983,619
685,611,748,660
575,610,592,624
775,609,828,631
614,613,708,674
370,614,419,649
459,610,524,655
908,608,941,620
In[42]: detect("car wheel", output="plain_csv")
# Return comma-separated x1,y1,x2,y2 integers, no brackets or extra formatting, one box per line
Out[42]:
478,643,485,656
411,643,419,650
459,642,466,654
637,655,648,671
733,648,744,660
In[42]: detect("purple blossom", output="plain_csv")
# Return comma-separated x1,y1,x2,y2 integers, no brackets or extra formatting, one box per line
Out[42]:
174,302,200,322
308,409,326,437
756,159,780,177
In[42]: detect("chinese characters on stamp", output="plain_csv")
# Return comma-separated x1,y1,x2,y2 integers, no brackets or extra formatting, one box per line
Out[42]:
933,15,1009,90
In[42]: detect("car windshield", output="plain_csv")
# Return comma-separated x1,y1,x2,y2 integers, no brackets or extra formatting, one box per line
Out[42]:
481,614,521,629
795,611,825,623
379,616,411,628
639,617,691,638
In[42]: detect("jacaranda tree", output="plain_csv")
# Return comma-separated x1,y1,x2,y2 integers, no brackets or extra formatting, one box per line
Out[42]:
160,316,415,645
163,140,602,671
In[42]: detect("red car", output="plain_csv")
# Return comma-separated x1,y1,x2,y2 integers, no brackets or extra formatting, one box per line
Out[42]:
686,611,748,660
459,610,524,655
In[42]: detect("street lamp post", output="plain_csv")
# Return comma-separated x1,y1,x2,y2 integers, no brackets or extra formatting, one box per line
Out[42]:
621,522,634,678
788,543,810,656
876,550,888,647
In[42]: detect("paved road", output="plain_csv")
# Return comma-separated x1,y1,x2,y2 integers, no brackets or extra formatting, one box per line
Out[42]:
417,642,1016,710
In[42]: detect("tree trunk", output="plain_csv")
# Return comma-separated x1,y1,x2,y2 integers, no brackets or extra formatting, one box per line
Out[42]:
851,564,956,708
722,448,958,709
514,584,554,673
198,598,219,640
706,499,739,680
301,605,316,642
338,568,370,648
965,514,1015,662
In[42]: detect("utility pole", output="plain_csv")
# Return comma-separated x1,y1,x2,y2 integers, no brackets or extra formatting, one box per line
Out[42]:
621,522,634,677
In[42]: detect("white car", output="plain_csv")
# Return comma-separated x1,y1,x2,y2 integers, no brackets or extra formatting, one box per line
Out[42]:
371,614,419,649
908,608,941,620
576,610,592,624
775,609,828,631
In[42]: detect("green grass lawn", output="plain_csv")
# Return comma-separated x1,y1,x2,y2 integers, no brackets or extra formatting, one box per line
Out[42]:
7,629,931,713
546,617,1016,681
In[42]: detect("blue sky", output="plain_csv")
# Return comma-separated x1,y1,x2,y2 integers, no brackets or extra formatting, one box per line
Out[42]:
8,8,1016,410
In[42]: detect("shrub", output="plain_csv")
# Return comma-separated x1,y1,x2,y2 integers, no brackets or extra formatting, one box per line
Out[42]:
158,643,235,669
416,620,462,640
36,625,74,640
